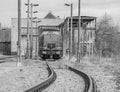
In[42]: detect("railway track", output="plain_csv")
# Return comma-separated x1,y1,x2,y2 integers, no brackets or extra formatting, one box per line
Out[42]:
23,61,97,92
67,66,97,92
24,62,56,92
0,56,15,60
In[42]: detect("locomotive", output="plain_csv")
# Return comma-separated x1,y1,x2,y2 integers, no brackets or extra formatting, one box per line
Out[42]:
39,28,62,60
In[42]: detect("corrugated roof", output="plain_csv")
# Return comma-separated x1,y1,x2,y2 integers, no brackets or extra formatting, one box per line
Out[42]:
39,12,64,27
65,16,96,22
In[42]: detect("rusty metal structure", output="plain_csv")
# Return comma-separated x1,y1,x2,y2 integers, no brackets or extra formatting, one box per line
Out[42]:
61,16,97,58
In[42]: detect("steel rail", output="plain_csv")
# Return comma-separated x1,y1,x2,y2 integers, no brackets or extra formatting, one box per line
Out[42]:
24,62,57,92
68,66,97,92
0,56,16,60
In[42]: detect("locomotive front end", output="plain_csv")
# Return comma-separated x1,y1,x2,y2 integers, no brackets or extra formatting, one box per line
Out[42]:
39,30,62,60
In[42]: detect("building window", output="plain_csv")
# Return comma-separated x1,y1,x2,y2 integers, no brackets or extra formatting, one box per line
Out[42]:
21,28,27,34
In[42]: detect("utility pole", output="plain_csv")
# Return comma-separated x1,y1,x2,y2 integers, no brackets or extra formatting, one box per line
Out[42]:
67,18,70,57
71,4,74,55
70,3,73,59
35,18,41,58
77,0,81,62
69,18,71,59
65,3,73,60
29,3,38,59
32,17,40,58
30,3,33,59
18,0,22,66
26,0,30,58
36,18,38,58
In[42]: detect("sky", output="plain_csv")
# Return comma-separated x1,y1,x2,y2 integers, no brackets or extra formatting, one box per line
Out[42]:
0,0,120,27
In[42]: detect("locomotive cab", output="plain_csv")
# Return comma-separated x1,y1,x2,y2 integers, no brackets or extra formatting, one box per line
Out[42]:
39,30,62,60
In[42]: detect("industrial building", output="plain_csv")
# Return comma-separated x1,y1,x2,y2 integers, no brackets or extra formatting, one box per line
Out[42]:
11,12,96,57
11,12,64,57
0,23,11,55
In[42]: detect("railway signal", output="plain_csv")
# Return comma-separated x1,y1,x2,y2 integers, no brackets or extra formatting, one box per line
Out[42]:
30,3,39,59
32,17,41,58
25,0,30,59
25,1,39,59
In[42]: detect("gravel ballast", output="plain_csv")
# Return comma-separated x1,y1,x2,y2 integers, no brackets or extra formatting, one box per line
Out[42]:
0,59,48,92
63,56,119,92
43,69,84,92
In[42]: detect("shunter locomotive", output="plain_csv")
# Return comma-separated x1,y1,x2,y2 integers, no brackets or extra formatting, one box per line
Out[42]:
39,28,62,60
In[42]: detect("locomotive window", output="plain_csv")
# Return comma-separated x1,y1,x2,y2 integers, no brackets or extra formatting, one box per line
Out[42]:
47,43,55,49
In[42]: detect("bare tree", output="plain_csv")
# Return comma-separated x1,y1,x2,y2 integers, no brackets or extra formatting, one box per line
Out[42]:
95,14,119,57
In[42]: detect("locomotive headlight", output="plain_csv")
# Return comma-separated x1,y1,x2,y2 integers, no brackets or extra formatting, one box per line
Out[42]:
42,51,47,54
56,51,60,54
